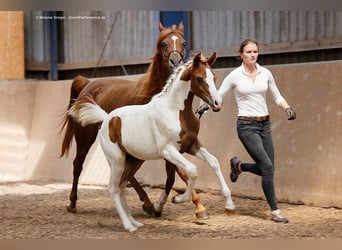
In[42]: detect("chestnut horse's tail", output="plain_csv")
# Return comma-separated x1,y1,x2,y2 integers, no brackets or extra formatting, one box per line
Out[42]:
59,75,90,157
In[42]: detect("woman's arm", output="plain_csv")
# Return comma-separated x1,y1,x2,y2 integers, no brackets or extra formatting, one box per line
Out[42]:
267,69,296,120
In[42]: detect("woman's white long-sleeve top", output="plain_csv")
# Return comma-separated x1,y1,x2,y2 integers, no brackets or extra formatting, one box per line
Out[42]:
218,63,285,117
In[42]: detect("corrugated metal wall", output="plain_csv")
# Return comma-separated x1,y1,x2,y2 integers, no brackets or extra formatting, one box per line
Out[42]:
61,11,156,64
24,11,49,63
191,11,342,54
24,11,342,79
25,11,157,66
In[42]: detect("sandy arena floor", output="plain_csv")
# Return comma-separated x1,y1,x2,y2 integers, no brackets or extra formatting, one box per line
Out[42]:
0,181,341,239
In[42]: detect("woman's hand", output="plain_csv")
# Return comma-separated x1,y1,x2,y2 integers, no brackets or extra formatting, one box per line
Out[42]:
195,103,210,119
285,107,296,120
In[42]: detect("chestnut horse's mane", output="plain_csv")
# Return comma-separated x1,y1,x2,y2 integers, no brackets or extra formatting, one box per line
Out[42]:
130,25,184,104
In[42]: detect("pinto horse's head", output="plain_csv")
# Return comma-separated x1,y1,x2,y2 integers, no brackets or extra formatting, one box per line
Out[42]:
181,52,223,112
157,22,186,72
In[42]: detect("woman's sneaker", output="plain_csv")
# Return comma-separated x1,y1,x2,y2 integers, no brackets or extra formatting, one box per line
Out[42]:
271,209,289,223
230,157,241,182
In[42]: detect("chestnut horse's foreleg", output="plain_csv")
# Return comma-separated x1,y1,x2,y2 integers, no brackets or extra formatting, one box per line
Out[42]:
120,155,159,217
152,160,176,216
67,124,98,213
162,144,198,203
159,160,209,219
162,145,198,204
174,167,210,219
129,177,159,216
153,148,203,218
151,157,209,219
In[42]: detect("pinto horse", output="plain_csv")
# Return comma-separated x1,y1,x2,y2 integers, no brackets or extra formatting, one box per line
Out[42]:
60,22,211,217
69,53,227,232
120,53,236,218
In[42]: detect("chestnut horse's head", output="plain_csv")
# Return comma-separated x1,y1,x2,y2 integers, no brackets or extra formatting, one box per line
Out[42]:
181,52,222,112
157,22,186,72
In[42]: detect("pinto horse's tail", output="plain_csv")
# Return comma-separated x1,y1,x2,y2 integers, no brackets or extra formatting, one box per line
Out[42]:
59,75,90,157
69,94,108,127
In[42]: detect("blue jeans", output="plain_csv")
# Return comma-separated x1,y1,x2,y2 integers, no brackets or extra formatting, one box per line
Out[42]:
237,119,278,211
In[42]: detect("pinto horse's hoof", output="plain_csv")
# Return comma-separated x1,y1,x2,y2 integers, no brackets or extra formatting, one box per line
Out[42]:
66,205,77,213
171,195,189,204
224,208,236,215
195,210,210,220
142,205,161,217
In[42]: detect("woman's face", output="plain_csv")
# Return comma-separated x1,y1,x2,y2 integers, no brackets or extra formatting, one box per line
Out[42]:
240,42,259,65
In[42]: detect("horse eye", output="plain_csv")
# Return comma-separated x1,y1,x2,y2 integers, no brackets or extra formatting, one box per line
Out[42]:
197,77,203,84
160,42,167,48
183,41,187,47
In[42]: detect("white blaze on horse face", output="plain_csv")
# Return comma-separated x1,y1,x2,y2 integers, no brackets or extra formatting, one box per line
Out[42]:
171,35,178,51
205,68,222,109
168,35,182,69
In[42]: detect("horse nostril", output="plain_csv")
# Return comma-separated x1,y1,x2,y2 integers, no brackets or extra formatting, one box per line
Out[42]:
214,100,222,110
170,58,175,66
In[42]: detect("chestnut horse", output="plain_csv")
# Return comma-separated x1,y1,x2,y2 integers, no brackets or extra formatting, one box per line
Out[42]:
69,53,227,232
60,22,210,217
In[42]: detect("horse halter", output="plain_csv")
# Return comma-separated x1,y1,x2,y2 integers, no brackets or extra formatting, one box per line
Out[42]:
162,48,185,61
159,32,186,67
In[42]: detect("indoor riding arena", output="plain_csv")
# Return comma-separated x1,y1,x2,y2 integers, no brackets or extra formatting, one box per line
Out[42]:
1,10,342,240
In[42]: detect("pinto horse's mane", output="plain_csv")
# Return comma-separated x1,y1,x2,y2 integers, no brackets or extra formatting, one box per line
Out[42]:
155,60,192,99
130,25,185,104
155,54,209,99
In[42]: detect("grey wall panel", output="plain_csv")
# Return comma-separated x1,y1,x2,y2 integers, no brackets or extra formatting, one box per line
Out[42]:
61,11,156,64
25,11,342,72
191,11,342,52
24,11,48,63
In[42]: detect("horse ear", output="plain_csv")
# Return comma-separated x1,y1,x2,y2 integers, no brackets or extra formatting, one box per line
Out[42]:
180,67,191,81
178,21,184,33
208,52,217,66
193,52,202,68
159,22,165,31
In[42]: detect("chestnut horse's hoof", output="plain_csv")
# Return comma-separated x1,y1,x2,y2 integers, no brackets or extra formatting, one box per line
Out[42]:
142,205,161,217
66,205,77,213
154,211,162,217
224,208,236,215
195,210,210,220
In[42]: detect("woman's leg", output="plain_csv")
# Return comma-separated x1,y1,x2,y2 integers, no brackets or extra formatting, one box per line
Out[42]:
237,120,278,211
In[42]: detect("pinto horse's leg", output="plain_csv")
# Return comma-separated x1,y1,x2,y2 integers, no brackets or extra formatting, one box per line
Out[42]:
106,145,141,232
66,123,98,213
109,167,139,232
162,145,198,205
194,146,235,214
119,180,144,229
